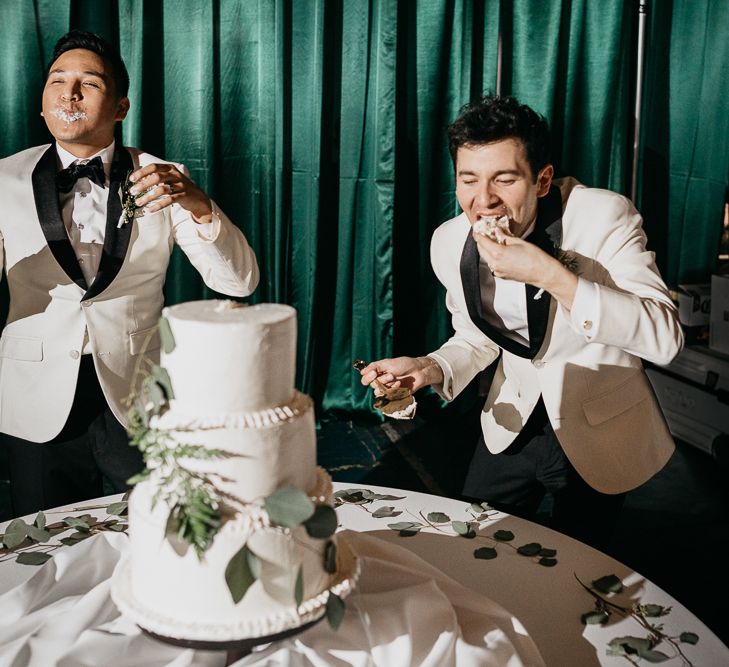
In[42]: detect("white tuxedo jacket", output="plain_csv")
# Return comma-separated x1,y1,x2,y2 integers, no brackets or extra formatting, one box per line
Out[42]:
429,179,682,494
0,144,259,442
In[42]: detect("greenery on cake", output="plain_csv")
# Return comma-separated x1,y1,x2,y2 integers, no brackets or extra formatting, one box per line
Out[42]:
124,316,346,629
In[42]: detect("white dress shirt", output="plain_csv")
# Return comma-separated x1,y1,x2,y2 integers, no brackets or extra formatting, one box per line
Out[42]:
57,142,113,287
431,218,600,397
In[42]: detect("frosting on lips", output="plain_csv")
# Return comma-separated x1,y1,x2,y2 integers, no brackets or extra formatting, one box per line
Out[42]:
50,107,89,124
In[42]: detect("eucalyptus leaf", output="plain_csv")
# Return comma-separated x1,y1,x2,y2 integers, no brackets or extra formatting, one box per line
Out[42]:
452,521,476,538
493,530,514,542
26,526,51,543
294,566,304,607
326,593,346,630
474,546,498,560
593,574,623,594
106,523,127,532
680,632,699,645
304,505,338,538
151,365,175,400
538,557,557,567
470,502,485,514
323,541,337,573
16,551,53,566
516,542,541,557
367,493,405,501
426,512,450,524
637,603,668,618
63,517,90,533
538,547,556,557
34,511,46,531
387,522,422,532
371,506,402,519
225,544,258,604
581,610,609,625
606,636,651,657
3,519,29,549
158,317,175,353
106,501,128,517
145,381,165,413
264,486,315,528
333,489,369,505
640,649,670,663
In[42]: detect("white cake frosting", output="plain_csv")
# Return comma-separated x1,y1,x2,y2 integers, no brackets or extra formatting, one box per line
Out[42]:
162,301,297,415
113,300,358,642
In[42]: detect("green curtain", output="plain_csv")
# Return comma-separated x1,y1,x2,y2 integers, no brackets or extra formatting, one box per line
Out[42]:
638,0,729,285
1,0,727,415
499,0,632,191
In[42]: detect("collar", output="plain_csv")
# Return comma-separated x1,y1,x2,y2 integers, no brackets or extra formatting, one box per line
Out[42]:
55,141,115,180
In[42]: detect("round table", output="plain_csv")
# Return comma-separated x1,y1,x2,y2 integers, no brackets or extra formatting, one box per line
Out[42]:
1,482,726,666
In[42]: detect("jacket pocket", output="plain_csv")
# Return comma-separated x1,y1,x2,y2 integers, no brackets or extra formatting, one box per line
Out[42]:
582,372,649,426
0,335,43,361
129,325,161,356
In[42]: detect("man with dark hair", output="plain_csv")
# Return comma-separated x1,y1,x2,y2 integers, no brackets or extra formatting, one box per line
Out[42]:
361,95,682,548
0,31,259,517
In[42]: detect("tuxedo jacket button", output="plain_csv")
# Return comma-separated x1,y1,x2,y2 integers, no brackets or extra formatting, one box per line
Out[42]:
582,319,593,331
533,360,545,368
69,350,80,359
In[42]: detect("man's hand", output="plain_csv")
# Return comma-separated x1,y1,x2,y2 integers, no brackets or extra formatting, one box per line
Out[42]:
129,164,213,223
473,232,578,309
359,356,443,394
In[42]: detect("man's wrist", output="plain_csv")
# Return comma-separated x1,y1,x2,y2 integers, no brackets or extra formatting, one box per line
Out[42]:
418,355,444,386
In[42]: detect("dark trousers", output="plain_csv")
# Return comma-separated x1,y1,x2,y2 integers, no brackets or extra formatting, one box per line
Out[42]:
463,398,625,552
2,355,144,518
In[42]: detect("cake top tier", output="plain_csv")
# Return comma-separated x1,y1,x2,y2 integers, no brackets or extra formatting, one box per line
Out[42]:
161,300,298,416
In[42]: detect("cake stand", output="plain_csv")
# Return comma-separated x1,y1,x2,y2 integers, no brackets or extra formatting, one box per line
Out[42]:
141,617,324,664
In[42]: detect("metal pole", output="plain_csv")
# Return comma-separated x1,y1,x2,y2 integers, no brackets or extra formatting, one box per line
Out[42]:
631,0,648,202
496,26,502,95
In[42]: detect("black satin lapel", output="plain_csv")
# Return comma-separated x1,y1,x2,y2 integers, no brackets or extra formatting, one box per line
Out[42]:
83,147,134,301
32,144,87,289
526,186,563,355
459,232,533,358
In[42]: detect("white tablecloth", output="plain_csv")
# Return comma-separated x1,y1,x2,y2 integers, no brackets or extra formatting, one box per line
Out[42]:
1,483,727,666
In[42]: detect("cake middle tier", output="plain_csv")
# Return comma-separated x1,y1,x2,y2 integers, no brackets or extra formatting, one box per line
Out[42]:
150,391,317,500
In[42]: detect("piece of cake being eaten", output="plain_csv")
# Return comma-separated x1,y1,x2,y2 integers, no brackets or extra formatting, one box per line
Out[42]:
472,214,514,244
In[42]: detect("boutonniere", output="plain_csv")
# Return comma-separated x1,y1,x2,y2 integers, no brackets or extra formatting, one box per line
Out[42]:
554,244,579,274
533,244,580,300
117,170,143,228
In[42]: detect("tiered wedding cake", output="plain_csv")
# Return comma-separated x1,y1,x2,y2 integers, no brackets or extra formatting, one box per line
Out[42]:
112,300,357,642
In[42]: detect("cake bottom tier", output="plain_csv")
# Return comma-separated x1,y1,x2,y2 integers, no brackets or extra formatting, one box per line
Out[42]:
116,468,357,640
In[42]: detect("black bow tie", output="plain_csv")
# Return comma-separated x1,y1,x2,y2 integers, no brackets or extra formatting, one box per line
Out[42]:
56,156,106,193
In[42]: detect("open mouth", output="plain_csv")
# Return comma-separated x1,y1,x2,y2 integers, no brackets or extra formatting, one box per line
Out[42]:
50,107,89,124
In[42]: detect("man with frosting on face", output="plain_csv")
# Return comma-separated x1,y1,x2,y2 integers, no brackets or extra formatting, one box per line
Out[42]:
0,31,259,517
361,95,682,549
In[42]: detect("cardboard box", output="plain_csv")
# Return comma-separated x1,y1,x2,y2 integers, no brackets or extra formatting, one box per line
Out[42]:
710,274,729,355
677,283,711,327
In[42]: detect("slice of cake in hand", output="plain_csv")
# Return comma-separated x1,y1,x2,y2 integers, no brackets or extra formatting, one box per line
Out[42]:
472,214,513,244
352,360,417,420
112,300,358,643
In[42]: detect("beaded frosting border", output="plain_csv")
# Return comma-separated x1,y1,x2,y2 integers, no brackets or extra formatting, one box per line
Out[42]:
152,390,312,430
110,534,360,642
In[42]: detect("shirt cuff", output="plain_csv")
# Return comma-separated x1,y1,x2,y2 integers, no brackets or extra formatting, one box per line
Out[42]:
426,353,455,401
193,201,222,241
569,277,600,339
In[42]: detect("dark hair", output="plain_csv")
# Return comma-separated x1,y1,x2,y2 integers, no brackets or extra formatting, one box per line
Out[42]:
47,30,129,98
447,95,551,180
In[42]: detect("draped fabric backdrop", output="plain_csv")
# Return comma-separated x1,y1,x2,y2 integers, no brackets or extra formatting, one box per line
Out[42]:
0,0,727,415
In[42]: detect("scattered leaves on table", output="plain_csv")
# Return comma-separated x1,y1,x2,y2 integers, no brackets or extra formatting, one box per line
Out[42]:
577,572,700,665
